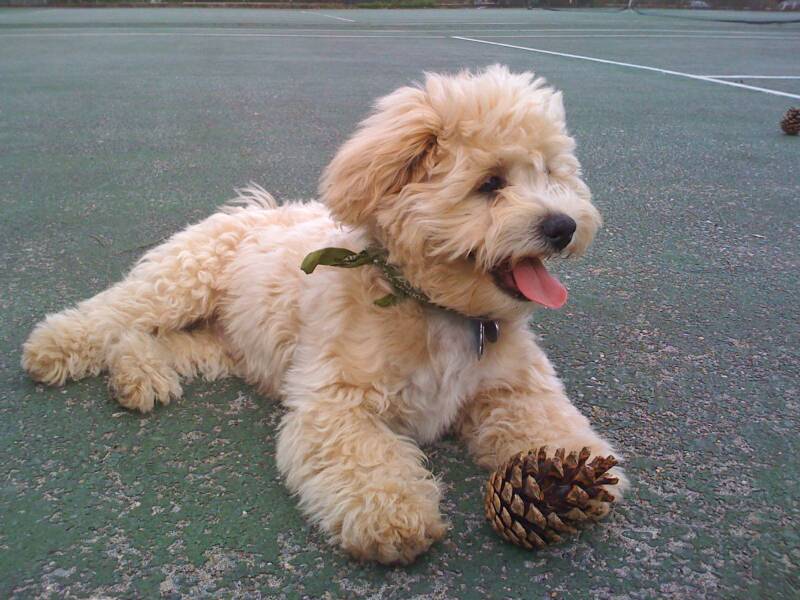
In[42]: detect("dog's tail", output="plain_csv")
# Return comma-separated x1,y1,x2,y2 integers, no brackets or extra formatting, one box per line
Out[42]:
223,183,279,213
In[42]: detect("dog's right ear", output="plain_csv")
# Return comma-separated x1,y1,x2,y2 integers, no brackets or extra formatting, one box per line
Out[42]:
320,86,439,228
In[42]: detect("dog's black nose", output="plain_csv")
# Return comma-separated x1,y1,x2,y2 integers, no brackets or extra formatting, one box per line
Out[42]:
540,213,577,251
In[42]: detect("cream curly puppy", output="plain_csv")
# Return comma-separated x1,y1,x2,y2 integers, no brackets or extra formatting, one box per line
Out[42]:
23,65,626,564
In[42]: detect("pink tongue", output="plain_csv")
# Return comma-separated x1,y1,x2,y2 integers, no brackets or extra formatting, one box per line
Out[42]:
512,258,568,309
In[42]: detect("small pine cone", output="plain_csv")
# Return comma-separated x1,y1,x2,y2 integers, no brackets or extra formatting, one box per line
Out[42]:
781,108,800,136
484,447,619,549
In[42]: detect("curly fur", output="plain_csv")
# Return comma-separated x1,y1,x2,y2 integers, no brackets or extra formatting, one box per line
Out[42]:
23,65,625,565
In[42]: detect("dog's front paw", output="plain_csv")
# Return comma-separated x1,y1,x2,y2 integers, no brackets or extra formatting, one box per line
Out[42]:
339,484,447,565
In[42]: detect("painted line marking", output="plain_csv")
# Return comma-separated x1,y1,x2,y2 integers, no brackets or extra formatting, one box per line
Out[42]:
300,10,355,23
704,75,800,79
451,36,800,101
478,33,798,39
439,27,799,34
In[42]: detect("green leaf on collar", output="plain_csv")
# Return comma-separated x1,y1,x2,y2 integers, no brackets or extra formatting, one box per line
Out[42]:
374,293,400,307
300,247,374,274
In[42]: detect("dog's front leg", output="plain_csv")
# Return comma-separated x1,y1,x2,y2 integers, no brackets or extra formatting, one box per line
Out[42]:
276,388,446,565
457,383,628,507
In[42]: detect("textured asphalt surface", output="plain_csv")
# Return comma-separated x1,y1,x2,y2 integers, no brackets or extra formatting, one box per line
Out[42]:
1,7,799,599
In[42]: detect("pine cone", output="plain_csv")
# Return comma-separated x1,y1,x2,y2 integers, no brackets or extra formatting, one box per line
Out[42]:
781,107,800,136
484,447,619,549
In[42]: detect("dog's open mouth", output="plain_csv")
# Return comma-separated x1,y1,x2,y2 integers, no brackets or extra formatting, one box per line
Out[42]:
491,257,568,309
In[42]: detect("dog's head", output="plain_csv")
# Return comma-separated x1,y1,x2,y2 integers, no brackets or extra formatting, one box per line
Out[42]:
320,65,601,320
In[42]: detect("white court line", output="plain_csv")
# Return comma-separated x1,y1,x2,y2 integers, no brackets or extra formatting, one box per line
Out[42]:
452,36,800,100
299,10,355,23
704,75,800,79
479,33,798,39
455,28,797,34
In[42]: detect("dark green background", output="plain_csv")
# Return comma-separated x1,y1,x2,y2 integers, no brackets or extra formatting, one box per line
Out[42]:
1,8,798,598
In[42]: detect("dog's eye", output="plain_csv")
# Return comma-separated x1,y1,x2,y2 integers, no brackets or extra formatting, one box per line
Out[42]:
478,175,505,195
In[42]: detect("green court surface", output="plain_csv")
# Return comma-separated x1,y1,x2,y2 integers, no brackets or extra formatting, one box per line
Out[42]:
1,7,799,599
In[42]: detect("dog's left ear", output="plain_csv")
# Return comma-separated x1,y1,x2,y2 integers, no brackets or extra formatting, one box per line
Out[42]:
320,85,439,227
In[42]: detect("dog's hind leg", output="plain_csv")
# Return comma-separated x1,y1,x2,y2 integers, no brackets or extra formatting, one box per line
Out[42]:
22,212,247,408
159,324,237,383
104,324,236,412
106,329,184,412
